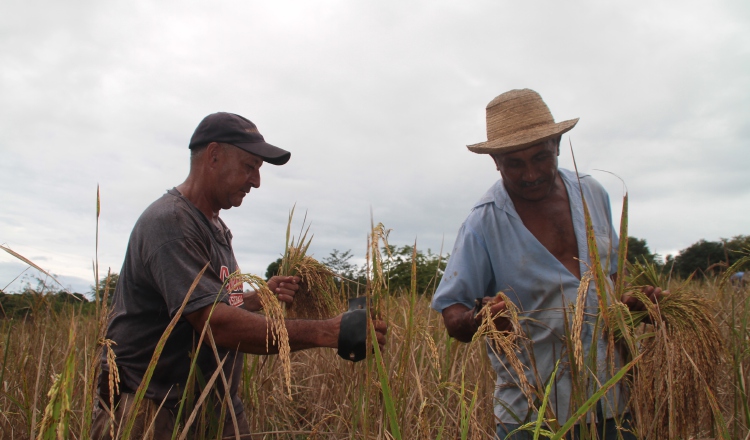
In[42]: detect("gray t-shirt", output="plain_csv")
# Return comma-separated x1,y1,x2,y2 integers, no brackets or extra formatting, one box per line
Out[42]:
102,188,246,414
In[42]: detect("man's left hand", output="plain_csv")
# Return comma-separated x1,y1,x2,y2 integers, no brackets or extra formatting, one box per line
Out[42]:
244,276,301,311
622,285,668,312
267,275,300,305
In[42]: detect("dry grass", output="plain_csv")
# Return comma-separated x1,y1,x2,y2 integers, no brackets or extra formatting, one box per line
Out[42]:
1,211,747,438
1,278,749,438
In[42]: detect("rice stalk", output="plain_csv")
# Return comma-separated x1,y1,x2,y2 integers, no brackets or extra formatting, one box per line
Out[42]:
550,354,641,440
571,273,593,378
227,272,292,399
278,208,343,319
474,292,532,409
628,267,727,439
370,318,401,440
36,319,76,440
29,333,46,439
177,354,228,440
204,326,240,439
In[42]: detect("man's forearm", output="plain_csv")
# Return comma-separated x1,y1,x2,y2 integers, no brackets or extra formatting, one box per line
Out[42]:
442,304,478,343
242,291,262,312
186,302,339,354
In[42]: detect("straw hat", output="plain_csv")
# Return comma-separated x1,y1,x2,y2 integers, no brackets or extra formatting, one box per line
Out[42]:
467,89,579,155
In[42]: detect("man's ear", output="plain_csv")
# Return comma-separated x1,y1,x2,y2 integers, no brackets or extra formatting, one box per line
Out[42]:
206,142,222,163
491,154,502,171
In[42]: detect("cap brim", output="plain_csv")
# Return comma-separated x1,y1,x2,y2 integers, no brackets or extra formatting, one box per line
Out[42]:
233,142,291,165
467,118,579,155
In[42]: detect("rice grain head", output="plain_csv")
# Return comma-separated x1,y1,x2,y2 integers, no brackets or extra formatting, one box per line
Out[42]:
474,292,533,407
628,269,727,439
280,249,343,319
228,272,292,399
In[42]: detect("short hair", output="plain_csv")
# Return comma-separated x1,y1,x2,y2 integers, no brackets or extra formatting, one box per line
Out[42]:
189,142,234,166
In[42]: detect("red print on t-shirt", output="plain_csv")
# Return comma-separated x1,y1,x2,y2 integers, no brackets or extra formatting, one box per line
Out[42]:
220,265,244,307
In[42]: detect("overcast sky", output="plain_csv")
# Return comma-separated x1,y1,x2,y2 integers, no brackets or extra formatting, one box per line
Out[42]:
1,0,748,294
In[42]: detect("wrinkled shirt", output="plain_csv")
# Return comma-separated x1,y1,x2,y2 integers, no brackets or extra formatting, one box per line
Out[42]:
432,168,625,424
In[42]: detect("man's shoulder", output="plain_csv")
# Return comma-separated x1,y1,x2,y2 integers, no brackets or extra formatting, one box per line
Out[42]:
472,179,507,210
138,190,183,223
132,189,203,242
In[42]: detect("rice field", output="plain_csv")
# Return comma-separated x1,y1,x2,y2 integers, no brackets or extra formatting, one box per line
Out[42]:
0,260,749,439
1,209,749,439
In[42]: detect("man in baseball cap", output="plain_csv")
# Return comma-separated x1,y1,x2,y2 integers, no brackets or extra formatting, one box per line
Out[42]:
91,112,387,439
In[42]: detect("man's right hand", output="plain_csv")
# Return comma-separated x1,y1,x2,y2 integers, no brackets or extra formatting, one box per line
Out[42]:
476,296,513,332
442,298,513,343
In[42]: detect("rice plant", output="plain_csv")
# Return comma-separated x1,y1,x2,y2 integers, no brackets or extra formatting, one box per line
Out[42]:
277,207,345,320
0,194,748,438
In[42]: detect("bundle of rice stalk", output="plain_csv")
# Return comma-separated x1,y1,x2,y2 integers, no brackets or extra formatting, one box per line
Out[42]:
228,272,293,398
625,263,727,439
474,292,534,407
277,209,344,319
280,247,343,319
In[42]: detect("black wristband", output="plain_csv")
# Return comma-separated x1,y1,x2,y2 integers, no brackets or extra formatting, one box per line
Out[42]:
337,297,368,362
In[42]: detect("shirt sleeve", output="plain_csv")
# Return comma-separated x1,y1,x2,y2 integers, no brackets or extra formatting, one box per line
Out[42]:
145,236,229,318
431,221,494,313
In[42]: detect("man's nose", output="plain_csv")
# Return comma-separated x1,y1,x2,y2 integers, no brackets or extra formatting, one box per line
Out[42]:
249,171,261,189
521,165,540,182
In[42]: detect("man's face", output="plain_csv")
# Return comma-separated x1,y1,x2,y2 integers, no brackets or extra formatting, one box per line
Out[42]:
492,139,560,202
214,144,263,210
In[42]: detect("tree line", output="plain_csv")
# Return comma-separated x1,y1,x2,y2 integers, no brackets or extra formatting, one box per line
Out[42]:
627,235,749,279
2,235,747,319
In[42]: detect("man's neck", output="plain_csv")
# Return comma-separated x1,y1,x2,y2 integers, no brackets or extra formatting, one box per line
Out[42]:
176,179,222,228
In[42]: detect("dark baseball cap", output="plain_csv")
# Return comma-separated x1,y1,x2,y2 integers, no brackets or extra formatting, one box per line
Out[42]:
189,112,291,165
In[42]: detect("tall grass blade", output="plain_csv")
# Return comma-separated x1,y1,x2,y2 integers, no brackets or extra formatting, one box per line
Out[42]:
533,360,560,440
550,355,641,440
370,320,401,440
0,245,68,294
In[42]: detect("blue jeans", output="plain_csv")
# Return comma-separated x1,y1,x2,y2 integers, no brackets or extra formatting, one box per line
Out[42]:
496,413,636,440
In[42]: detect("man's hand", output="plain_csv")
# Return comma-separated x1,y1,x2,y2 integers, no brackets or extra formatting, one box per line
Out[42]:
267,275,300,305
621,285,667,312
371,317,388,350
442,297,513,343
622,286,668,326
476,296,513,332
244,276,300,312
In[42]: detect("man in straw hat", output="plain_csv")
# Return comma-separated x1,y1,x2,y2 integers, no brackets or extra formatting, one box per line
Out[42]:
91,112,387,439
431,89,662,439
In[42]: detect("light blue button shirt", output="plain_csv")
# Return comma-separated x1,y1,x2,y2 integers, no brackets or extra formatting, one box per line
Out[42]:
432,168,626,424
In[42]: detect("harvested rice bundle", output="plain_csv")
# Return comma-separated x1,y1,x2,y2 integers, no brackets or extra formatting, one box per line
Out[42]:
276,208,346,319
280,247,343,319
474,292,533,407
227,272,293,398
625,262,727,440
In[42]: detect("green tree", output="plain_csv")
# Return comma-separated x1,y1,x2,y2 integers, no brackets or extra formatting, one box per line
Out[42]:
322,249,365,296
322,249,357,280
626,236,658,266
265,258,282,280
381,245,448,296
91,272,119,301
672,235,750,279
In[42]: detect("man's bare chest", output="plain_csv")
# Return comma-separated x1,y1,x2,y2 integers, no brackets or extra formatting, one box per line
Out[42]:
514,198,581,278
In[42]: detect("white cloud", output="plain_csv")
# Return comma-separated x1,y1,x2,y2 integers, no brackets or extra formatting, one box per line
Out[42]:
1,0,748,282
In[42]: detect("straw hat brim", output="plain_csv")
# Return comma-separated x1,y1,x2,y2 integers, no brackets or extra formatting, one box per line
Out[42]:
467,118,579,155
